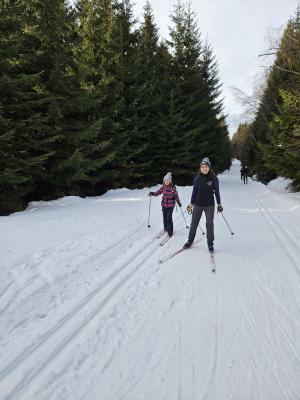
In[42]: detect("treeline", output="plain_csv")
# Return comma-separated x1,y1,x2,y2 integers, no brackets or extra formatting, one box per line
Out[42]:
232,6,300,191
0,0,231,215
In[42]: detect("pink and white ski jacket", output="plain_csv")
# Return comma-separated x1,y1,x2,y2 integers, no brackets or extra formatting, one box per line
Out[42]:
153,184,181,208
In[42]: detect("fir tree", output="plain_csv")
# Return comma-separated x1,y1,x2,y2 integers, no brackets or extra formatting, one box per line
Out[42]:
74,0,123,194
168,1,230,182
133,1,171,185
0,0,57,214
250,6,300,185
24,0,88,200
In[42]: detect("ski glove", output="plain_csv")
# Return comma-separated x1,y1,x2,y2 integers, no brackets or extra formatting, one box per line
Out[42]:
187,204,193,215
148,192,155,196
217,204,223,213
178,202,182,207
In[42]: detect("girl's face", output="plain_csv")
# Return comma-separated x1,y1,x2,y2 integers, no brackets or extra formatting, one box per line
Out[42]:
164,180,171,185
200,164,209,175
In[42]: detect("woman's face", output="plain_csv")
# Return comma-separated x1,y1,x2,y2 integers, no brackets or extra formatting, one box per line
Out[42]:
200,164,209,175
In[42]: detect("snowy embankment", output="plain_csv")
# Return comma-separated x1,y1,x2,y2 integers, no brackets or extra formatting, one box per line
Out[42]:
0,163,299,400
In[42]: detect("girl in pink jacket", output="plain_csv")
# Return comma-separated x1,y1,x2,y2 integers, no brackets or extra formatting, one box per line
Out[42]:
149,172,182,237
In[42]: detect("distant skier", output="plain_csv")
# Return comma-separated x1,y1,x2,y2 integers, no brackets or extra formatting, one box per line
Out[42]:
240,166,244,180
148,172,182,237
243,166,248,184
183,158,223,253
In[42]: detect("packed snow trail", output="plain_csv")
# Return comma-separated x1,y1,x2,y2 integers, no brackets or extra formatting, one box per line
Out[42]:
0,162,299,400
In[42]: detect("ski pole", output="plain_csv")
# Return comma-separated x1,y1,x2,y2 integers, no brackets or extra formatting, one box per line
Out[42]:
220,212,234,235
147,195,152,228
198,224,205,235
187,210,205,235
180,207,189,229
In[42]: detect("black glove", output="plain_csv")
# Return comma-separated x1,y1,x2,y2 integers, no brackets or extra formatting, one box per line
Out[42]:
178,202,182,207
148,192,154,197
217,204,223,213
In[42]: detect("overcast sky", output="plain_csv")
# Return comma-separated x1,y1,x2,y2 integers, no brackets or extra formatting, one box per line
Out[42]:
132,0,299,134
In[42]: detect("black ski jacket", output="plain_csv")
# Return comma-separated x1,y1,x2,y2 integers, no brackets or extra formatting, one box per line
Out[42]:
191,174,221,207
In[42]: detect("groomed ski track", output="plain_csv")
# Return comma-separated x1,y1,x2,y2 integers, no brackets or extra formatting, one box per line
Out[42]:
0,162,299,400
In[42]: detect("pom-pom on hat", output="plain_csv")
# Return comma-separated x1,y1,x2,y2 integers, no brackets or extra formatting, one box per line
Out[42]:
163,172,172,183
200,157,211,168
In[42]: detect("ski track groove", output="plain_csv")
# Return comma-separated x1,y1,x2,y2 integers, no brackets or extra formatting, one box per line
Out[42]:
243,300,292,400
239,201,299,398
229,272,281,400
2,209,180,329
251,193,300,278
0,280,12,299
200,266,218,400
255,193,300,251
231,259,296,400
177,316,182,400
243,258,300,364
0,227,167,399
1,220,148,320
240,259,300,396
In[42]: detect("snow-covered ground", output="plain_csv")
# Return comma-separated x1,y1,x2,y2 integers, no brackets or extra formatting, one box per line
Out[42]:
0,162,300,400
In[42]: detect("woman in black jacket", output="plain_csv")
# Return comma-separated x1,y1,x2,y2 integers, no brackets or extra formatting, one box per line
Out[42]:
183,158,223,253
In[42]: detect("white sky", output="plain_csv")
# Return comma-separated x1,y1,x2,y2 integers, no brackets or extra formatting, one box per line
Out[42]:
132,0,299,134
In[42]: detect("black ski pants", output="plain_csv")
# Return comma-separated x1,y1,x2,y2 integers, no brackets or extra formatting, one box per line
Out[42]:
188,205,215,245
162,206,174,236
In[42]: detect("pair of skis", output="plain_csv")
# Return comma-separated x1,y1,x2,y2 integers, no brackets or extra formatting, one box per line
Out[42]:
159,239,201,264
159,240,216,273
156,229,174,246
156,228,216,272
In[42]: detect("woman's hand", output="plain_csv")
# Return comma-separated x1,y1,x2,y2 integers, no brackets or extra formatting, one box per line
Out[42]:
217,204,223,213
187,204,193,214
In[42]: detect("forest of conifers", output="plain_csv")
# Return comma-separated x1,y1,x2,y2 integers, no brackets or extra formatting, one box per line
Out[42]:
232,7,300,192
0,0,231,215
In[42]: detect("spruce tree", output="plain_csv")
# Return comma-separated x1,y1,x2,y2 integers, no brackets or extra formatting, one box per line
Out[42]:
24,0,89,200
0,0,57,214
250,7,300,185
133,1,172,185
111,0,142,187
74,0,124,194
168,1,230,182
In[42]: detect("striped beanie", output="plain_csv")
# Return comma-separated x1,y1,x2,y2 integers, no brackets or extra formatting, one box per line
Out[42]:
200,157,211,168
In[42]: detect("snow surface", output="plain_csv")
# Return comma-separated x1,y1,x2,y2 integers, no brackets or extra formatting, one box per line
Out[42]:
0,162,300,400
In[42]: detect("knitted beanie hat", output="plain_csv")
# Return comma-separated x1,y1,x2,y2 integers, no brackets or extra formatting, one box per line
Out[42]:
200,157,211,168
163,172,172,183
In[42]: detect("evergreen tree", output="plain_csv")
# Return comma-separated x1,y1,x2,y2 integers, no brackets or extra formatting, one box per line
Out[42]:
0,0,57,214
74,0,123,194
112,0,142,187
250,6,300,185
24,0,87,200
269,90,300,191
133,1,171,185
167,1,230,183
231,122,257,170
